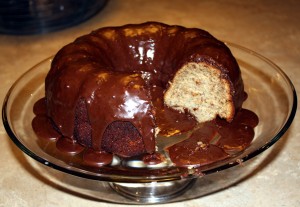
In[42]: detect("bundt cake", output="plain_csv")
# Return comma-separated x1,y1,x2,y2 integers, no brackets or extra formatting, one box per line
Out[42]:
40,22,245,158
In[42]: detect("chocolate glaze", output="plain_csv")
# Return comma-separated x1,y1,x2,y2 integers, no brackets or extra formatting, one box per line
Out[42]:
43,22,245,158
32,115,60,141
56,136,85,155
33,97,47,115
82,149,113,167
167,108,259,167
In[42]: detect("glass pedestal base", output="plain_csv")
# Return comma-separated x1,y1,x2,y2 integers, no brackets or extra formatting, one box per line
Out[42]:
109,179,196,203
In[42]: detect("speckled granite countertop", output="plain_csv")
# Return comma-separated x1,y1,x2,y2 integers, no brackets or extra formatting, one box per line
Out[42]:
1,0,299,206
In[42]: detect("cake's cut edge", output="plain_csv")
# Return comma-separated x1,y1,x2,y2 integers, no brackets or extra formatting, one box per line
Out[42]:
164,62,235,123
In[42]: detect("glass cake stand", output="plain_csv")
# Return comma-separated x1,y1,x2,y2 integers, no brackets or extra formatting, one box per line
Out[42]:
2,43,297,204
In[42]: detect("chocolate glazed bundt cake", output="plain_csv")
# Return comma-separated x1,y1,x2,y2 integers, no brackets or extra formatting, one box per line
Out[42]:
44,22,245,158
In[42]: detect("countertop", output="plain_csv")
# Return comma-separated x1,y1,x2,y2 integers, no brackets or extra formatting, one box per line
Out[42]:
0,0,299,206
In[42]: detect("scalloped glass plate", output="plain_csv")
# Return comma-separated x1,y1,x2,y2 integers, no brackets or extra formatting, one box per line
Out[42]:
2,43,297,204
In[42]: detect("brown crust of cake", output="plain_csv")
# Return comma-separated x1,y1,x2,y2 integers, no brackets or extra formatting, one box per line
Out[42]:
101,121,146,157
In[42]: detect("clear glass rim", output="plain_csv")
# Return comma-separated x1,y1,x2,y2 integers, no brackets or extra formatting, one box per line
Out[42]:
2,42,298,182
